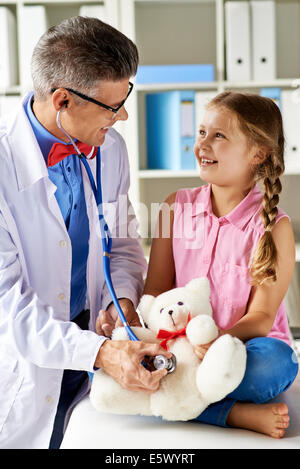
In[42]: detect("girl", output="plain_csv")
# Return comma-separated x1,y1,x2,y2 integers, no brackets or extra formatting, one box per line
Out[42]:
143,92,299,438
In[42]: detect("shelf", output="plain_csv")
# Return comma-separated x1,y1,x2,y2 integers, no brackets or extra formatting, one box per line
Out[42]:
135,0,215,4
284,169,300,176
139,169,300,178
0,86,21,95
222,78,299,89
135,78,300,93
136,81,219,92
3,79,299,97
22,0,102,3
0,0,103,3
139,169,200,179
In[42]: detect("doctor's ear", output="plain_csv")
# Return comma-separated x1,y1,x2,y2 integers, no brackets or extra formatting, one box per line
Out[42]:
52,88,70,111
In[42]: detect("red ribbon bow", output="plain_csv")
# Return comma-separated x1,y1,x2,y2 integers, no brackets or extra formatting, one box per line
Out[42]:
156,313,191,350
47,141,98,168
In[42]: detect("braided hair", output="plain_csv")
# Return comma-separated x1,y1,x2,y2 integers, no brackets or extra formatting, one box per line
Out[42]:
207,92,285,285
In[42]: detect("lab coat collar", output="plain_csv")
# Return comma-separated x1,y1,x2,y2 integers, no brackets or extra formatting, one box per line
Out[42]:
6,94,49,192
5,93,115,192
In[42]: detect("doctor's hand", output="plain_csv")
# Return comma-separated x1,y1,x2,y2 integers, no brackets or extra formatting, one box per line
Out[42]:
94,340,172,393
96,298,141,337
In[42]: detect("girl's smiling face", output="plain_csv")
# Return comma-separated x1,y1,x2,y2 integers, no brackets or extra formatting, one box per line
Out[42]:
194,106,258,189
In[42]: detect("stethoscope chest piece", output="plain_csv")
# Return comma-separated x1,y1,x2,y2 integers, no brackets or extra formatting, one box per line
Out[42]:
153,354,177,373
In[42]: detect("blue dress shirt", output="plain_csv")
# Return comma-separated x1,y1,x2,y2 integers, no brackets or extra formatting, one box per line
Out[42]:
25,93,90,320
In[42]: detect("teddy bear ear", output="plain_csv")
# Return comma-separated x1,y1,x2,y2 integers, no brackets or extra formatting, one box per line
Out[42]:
185,277,212,316
137,294,155,324
186,277,210,294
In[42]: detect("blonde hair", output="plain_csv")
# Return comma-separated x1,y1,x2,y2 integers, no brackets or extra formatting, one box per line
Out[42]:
207,91,285,286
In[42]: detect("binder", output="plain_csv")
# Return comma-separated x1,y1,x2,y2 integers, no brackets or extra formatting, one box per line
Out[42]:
0,7,18,88
180,92,196,170
146,91,196,170
19,6,47,90
281,90,300,174
79,5,107,21
260,88,281,110
225,1,251,81
251,1,276,81
136,64,214,85
194,91,217,135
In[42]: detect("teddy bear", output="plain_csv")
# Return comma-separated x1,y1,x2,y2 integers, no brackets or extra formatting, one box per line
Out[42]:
90,277,247,421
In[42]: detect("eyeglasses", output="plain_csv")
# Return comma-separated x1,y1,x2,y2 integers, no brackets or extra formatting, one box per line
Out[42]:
51,81,134,118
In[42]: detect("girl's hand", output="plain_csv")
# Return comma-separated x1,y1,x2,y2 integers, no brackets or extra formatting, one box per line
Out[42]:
193,329,223,360
193,341,215,360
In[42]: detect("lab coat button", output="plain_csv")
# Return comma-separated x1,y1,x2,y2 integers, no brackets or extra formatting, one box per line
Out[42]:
59,240,67,248
45,395,53,404
58,293,65,301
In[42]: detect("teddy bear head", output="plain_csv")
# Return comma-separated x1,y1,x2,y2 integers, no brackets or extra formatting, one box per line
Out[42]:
138,277,212,334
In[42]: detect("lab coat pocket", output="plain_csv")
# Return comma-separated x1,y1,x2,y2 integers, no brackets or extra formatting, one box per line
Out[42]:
220,263,252,326
0,364,23,433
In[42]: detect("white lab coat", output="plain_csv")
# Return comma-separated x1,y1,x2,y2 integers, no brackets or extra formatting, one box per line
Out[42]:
0,94,147,449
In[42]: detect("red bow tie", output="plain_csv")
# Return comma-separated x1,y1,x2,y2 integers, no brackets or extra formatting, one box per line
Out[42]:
156,313,191,351
47,141,98,168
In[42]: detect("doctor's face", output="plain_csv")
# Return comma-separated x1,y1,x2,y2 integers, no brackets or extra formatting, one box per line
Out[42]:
54,79,130,147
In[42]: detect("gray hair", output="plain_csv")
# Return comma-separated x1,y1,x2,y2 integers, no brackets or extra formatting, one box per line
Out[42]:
31,16,139,101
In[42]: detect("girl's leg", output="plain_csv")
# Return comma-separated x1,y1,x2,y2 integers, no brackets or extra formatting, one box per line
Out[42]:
195,337,298,429
227,337,298,403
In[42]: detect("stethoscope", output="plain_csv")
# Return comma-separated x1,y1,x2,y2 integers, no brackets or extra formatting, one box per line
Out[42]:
56,107,176,374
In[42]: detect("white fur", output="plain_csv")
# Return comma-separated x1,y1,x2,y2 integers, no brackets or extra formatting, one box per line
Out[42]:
90,277,247,421
186,315,219,345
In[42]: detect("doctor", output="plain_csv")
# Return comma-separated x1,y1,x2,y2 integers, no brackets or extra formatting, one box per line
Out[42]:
0,16,169,449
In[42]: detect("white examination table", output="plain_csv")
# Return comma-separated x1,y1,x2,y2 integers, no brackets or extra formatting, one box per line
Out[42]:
61,370,300,449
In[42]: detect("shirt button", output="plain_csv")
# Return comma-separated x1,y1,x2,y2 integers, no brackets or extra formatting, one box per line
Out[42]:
45,395,53,404
58,293,65,301
59,240,67,248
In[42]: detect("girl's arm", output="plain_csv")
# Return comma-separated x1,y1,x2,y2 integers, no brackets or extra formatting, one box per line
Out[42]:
143,192,177,297
221,216,295,342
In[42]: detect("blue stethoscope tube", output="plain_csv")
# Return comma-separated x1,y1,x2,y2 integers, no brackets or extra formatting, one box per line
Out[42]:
56,108,176,374
56,107,139,340
81,151,176,373
80,150,140,342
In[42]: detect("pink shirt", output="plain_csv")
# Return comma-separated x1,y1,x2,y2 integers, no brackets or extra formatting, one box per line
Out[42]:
172,184,291,345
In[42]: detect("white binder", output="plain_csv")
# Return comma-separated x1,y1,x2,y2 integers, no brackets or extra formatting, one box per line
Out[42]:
225,1,251,81
19,6,47,90
79,5,107,21
194,91,217,134
0,7,18,88
281,90,300,174
251,1,276,81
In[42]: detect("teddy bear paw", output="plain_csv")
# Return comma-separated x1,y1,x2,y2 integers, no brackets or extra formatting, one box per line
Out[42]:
186,315,219,346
